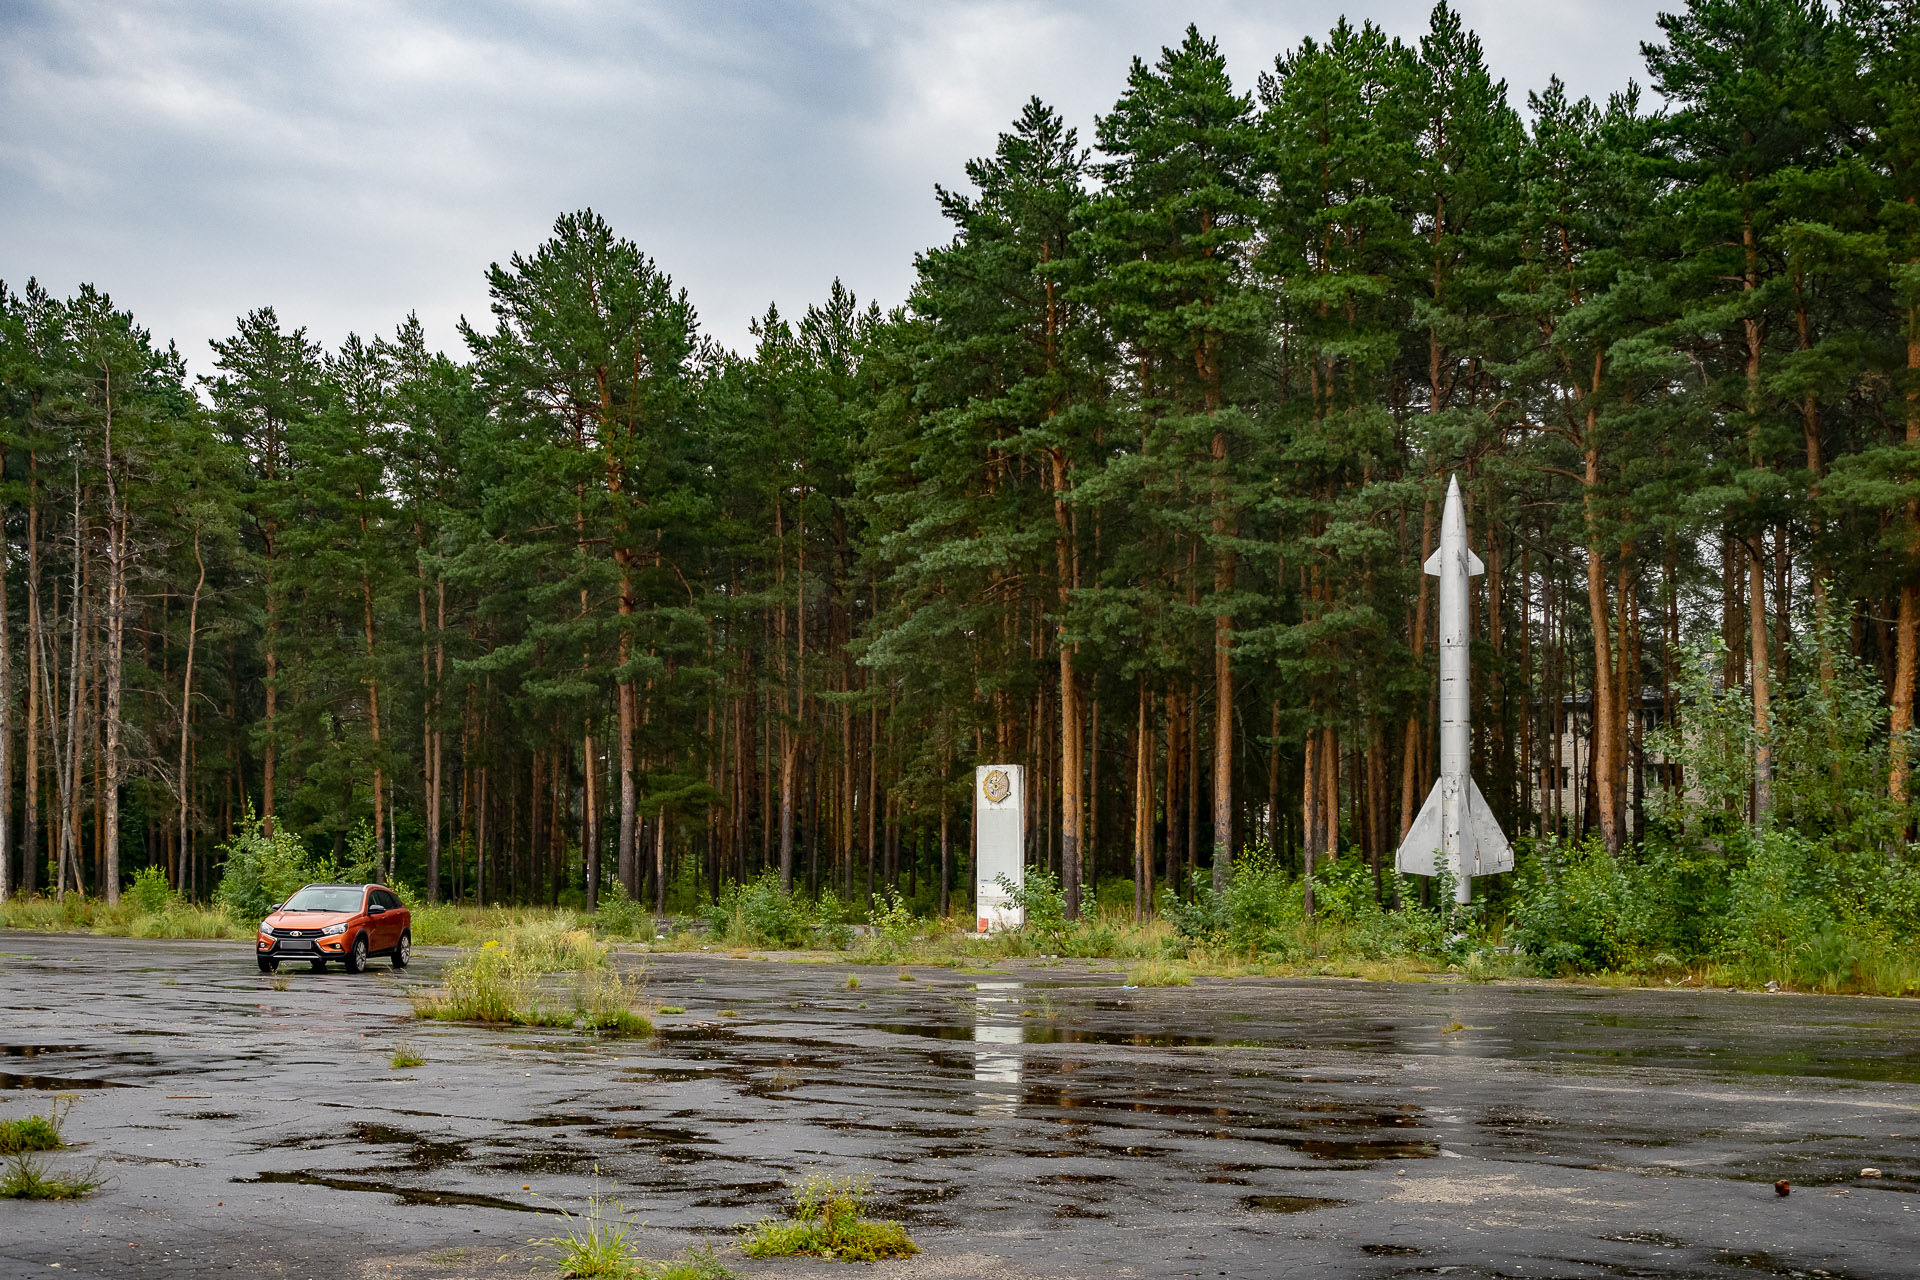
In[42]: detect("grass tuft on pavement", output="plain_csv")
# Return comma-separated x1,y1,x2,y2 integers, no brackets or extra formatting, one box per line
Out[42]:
0,1100,68,1156
1,1152,101,1200
411,925,651,1035
739,1173,918,1263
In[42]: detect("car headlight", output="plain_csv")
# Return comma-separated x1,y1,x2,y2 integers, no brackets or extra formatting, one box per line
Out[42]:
322,923,347,936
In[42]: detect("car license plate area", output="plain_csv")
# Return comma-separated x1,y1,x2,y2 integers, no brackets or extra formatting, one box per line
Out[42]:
278,939,314,951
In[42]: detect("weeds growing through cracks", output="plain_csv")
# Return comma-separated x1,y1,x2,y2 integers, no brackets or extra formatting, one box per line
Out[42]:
0,1100,69,1155
532,1175,734,1279
739,1174,918,1262
1125,958,1193,987
0,1100,102,1200
409,924,653,1035
390,1042,426,1069
1,1153,104,1200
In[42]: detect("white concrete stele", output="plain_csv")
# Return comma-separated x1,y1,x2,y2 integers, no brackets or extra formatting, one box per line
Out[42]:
974,764,1025,933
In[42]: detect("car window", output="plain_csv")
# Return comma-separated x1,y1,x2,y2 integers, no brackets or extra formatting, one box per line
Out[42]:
376,890,401,910
281,886,363,913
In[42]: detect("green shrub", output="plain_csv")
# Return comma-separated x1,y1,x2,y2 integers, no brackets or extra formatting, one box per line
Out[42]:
212,808,328,925
124,865,174,915
1509,837,1643,974
705,873,811,949
594,879,649,938
996,868,1066,933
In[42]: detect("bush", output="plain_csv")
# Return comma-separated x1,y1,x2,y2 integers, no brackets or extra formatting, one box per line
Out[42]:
995,868,1066,933
1509,837,1643,974
593,879,649,938
212,809,327,925
705,873,812,949
124,865,174,915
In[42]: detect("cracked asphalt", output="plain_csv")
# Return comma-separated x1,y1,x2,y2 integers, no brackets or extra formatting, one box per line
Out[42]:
1,932,1917,1279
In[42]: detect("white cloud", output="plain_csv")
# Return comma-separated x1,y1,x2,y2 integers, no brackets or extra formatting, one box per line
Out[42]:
0,0,1670,372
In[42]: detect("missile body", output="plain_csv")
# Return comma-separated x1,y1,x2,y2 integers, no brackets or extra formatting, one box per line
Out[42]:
1395,475,1512,903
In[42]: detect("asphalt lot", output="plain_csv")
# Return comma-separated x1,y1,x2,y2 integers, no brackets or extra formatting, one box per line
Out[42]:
0,933,1916,1279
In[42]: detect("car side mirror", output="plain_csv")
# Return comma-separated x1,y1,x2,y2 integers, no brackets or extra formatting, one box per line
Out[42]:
368,903,387,915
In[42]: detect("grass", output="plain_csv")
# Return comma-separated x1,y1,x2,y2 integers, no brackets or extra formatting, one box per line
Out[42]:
533,1180,734,1280
409,924,652,1035
533,1183,642,1278
390,1042,426,1069
739,1174,918,1263
0,1101,68,1155
1,1153,102,1200
1125,958,1193,987
843,974,860,990
0,892,245,940
658,1005,686,1015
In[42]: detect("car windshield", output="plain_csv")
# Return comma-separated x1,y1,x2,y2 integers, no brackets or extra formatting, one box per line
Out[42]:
279,886,363,913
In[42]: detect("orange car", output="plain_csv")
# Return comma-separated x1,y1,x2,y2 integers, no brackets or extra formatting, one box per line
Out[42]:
256,883,412,974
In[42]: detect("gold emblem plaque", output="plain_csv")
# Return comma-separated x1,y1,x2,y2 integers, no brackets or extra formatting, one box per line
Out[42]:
982,769,1011,804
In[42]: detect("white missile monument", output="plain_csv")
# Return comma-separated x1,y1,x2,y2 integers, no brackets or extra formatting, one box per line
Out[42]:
1395,475,1512,903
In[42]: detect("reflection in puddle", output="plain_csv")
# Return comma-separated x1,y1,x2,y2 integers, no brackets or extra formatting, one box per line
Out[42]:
974,981,1022,1115
1247,1194,1347,1213
0,1071,128,1090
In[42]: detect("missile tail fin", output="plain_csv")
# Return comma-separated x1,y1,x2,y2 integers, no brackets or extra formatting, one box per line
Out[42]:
1465,549,1485,576
1467,775,1513,874
1394,780,1445,876
1423,547,1443,576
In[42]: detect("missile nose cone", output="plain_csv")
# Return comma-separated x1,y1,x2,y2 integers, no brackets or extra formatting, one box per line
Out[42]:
1442,474,1466,541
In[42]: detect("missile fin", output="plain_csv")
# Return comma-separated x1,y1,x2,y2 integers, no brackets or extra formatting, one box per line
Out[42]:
1467,775,1513,873
1394,780,1445,876
1465,549,1485,577
1423,547,1443,576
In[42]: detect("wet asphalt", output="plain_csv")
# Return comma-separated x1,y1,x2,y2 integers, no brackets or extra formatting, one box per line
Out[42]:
0,934,1917,1279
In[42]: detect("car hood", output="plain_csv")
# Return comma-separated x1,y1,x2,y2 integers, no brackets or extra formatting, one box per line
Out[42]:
261,910,355,931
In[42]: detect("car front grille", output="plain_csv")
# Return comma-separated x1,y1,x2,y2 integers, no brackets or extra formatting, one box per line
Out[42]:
271,927,321,938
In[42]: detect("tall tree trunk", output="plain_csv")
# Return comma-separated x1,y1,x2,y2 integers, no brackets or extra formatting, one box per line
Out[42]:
1891,288,1920,806
1400,499,1435,838
23,461,39,897
1749,543,1774,823
177,532,205,887
1583,443,1621,854
100,373,125,903
1050,449,1082,919
616,551,638,897
0,499,9,903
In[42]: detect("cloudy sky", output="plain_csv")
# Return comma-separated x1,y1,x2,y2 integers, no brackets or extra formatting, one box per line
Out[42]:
2,0,1673,372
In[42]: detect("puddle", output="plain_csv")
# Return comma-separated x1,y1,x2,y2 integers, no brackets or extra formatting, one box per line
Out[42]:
346,1123,472,1170
236,1170,542,1213
589,1124,720,1145
0,1045,85,1057
0,1071,129,1090
1246,1194,1347,1213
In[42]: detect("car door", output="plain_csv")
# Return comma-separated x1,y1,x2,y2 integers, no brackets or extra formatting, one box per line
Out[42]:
369,890,399,950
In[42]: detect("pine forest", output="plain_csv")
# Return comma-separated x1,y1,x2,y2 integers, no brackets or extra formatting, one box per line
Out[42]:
5,1,1920,983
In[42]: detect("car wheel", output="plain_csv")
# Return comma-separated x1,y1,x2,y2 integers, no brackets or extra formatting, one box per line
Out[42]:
257,955,278,974
344,933,368,974
392,930,411,969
